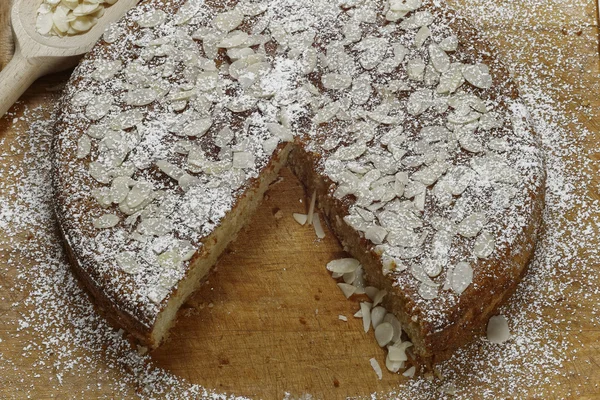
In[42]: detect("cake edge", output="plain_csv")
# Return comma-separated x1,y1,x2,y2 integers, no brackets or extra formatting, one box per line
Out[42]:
54,142,294,348
287,140,546,366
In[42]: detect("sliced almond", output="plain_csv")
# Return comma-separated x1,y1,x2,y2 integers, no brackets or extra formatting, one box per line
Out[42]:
337,283,357,299
293,213,308,226
375,322,394,347
487,315,511,344
361,302,372,333
327,258,360,274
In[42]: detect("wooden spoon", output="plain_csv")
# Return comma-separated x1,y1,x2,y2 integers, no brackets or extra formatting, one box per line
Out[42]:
0,0,138,118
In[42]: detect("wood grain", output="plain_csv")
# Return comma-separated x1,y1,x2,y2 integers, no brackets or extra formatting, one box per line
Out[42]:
1,1,600,399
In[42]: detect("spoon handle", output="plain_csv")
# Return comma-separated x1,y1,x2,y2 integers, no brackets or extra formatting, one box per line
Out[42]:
0,49,45,119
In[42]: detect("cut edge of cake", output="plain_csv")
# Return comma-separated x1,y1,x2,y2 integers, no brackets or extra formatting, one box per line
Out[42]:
149,142,294,347
56,142,294,348
288,144,545,364
57,136,544,365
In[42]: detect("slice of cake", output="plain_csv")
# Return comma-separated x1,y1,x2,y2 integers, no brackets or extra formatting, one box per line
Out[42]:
53,0,545,364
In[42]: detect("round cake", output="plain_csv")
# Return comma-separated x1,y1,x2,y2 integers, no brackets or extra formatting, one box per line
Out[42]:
52,0,545,364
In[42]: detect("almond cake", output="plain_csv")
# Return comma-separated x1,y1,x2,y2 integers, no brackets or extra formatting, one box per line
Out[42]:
52,0,545,365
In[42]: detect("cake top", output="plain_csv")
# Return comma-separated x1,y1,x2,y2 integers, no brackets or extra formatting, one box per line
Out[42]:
54,0,544,330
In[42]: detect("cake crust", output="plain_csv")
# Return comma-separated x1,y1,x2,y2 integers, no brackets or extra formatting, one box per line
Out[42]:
52,0,545,364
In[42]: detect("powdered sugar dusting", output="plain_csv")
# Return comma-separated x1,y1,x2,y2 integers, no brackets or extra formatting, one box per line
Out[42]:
1,106,248,399
53,0,544,347
1,0,599,398
392,0,600,396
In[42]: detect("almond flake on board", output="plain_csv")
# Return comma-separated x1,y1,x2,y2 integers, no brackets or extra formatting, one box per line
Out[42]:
370,358,383,380
487,315,511,344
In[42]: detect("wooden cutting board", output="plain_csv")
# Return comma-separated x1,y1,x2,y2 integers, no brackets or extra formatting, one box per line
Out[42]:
1,1,600,399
